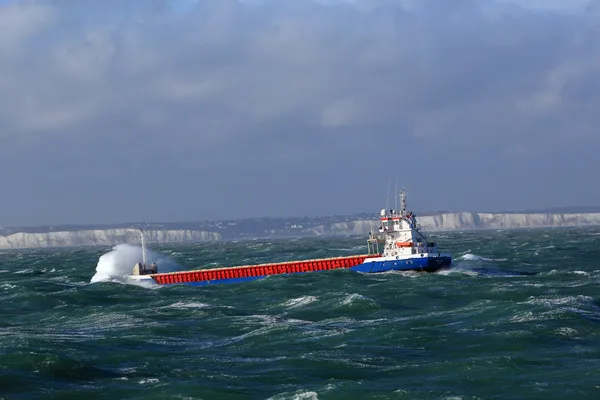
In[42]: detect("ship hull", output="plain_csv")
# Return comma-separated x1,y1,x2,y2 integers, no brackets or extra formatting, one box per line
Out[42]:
351,254,452,273
131,253,451,286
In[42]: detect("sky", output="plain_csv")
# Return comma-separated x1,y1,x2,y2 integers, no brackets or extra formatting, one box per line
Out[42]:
1,0,599,226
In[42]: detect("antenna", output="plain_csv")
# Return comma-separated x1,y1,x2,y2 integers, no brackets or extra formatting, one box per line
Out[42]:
395,177,399,215
385,179,391,215
140,229,148,266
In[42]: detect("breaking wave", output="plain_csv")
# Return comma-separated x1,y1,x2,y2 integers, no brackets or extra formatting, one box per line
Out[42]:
90,243,182,284
457,253,508,262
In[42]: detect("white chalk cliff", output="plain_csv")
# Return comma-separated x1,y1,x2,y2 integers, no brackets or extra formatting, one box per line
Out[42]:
1,212,600,249
0,229,220,250
310,212,600,235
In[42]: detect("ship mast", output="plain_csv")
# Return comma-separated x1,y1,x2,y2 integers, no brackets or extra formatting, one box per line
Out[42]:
140,229,148,267
400,189,407,217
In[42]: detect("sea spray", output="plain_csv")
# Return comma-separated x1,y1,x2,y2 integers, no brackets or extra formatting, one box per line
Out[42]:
90,243,182,283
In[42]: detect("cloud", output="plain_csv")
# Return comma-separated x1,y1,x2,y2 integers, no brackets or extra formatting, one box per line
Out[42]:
0,0,599,226
0,3,55,58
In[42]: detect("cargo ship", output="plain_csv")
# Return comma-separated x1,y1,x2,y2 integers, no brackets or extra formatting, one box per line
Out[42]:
130,190,452,286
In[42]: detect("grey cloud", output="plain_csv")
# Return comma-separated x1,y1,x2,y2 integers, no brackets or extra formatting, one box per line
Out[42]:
0,0,599,226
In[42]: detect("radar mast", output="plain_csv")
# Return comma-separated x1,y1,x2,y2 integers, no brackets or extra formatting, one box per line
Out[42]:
400,189,407,217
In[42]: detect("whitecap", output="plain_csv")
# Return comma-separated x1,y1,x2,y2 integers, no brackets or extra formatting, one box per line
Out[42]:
457,253,507,262
138,378,160,385
436,268,478,277
1,283,17,290
283,296,318,309
165,301,212,309
554,327,578,337
14,268,34,274
340,293,376,306
268,390,319,400
523,295,594,307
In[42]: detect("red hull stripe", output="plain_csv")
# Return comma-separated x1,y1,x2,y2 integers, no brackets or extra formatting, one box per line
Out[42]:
150,254,378,285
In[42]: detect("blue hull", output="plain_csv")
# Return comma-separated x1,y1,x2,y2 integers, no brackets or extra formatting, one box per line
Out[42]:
157,256,451,286
350,256,451,273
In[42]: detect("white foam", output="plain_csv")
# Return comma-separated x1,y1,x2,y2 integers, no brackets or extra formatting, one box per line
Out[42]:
510,295,596,324
340,293,375,306
555,327,578,337
14,268,34,274
90,243,182,284
1,283,17,290
283,296,318,309
390,270,422,278
457,253,507,262
138,378,160,385
436,268,478,277
523,295,594,307
268,390,319,400
166,301,212,309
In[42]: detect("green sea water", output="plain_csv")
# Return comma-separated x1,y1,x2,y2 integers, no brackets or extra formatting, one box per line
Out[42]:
1,228,599,399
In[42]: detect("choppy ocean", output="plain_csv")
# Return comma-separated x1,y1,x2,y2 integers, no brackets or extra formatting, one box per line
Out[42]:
1,227,599,399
